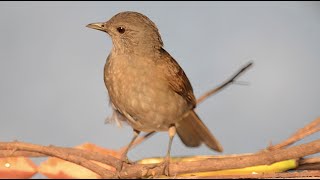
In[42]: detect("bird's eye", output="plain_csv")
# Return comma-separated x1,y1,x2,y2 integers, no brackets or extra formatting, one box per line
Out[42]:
117,27,125,34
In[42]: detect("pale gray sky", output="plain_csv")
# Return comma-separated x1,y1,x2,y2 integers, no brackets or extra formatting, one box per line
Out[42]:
0,1,319,176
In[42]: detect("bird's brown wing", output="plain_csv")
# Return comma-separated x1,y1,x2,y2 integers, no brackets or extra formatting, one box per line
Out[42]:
158,48,196,108
158,48,223,152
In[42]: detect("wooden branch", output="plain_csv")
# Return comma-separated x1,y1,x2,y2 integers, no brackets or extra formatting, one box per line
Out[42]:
300,157,320,165
0,150,44,158
268,117,320,150
0,142,116,179
175,170,320,179
296,163,320,170
0,146,122,171
118,139,320,178
297,157,320,170
0,134,319,178
53,146,122,171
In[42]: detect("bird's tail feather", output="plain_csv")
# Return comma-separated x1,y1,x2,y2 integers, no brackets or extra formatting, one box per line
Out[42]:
176,110,223,152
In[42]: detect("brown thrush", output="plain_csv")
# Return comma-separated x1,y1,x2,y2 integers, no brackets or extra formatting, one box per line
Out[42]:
86,11,223,175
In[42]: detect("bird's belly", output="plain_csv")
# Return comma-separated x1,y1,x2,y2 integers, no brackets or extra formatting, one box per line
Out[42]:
106,59,188,132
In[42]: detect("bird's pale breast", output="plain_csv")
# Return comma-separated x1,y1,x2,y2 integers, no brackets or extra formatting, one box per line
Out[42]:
105,53,189,132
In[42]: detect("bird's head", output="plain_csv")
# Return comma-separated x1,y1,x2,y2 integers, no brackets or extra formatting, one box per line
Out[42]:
86,11,163,54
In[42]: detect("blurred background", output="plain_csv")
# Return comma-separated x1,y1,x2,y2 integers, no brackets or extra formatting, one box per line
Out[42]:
0,1,319,176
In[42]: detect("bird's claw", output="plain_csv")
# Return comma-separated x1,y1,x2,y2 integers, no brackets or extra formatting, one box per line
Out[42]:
157,157,170,176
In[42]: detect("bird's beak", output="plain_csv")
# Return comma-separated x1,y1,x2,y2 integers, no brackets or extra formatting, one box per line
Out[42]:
86,22,107,32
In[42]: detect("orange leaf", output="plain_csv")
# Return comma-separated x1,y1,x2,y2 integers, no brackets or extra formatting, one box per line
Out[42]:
0,157,37,179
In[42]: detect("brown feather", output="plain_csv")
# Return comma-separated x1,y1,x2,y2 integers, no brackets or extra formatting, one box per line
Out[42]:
157,48,222,152
177,110,223,152
157,48,197,109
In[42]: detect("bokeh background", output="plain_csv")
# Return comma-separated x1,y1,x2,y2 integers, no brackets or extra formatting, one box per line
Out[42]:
1,1,319,177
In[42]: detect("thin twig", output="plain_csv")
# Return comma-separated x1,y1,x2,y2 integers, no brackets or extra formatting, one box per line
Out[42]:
197,61,253,104
268,117,320,150
119,132,155,153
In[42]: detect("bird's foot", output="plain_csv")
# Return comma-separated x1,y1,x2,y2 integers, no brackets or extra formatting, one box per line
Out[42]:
115,155,136,178
120,155,136,170
122,155,135,165
157,157,171,176
140,157,171,178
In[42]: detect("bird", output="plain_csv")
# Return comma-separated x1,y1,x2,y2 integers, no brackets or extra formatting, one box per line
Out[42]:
86,11,223,174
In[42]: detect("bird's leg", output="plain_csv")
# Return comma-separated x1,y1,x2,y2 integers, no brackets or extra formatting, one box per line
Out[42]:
159,125,176,176
120,129,140,166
